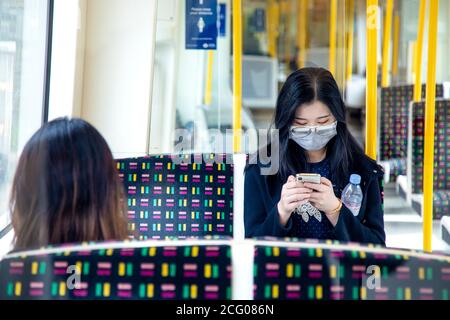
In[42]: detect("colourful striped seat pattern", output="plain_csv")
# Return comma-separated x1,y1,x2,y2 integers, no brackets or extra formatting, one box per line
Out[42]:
379,85,443,181
431,191,450,218
380,84,443,160
0,245,232,300
253,245,450,300
411,100,450,193
411,100,450,219
116,154,234,239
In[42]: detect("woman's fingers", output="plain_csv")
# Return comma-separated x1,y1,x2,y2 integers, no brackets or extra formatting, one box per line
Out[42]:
320,177,333,187
303,182,327,192
284,180,304,190
283,187,312,197
308,192,323,201
279,176,312,217
284,181,298,190
285,200,308,212
285,193,310,203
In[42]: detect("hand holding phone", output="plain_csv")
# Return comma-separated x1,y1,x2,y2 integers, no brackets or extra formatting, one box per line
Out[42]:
277,175,313,226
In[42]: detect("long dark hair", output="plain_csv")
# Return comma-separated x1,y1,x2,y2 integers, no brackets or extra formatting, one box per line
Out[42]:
272,67,368,189
10,117,129,250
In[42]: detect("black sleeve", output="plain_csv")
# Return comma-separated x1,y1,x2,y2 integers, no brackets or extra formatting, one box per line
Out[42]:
244,166,295,238
334,177,386,245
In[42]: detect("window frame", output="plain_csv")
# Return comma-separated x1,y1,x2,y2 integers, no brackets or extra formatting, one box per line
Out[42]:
0,0,54,238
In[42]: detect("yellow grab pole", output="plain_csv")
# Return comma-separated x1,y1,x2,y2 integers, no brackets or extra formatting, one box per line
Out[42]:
336,0,345,89
267,0,274,57
346,0,355,82
414,0,427,102
366,0,378,160
423,0,439,253
381,0,393,87
283,0,292,71
233,0,242,153
267,0,279,58
391,13,400,77
204,50,214,105
297,0,308,68
329,0,337,76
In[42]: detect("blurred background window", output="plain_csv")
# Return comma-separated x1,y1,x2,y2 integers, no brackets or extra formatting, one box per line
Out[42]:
0,0,51,232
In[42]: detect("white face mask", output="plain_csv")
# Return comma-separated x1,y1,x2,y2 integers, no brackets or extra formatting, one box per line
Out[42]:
289,121,338,151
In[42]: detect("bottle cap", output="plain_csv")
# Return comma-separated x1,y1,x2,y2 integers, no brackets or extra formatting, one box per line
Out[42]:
350,174,361,185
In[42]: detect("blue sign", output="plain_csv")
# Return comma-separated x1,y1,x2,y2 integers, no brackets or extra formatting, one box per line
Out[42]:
219,4,226,37
186,0,218,50
254,8,266,32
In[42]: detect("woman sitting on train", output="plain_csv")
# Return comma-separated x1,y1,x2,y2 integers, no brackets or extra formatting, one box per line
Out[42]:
244,67,385,245
9,117,129,251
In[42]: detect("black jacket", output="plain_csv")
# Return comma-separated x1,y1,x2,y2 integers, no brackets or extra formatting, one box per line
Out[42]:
244,154,386,245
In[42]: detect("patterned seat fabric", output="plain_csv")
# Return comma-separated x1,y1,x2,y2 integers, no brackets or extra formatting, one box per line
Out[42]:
411,100,450,219
379,84,443,181
0,243,232,300
442,217,450,246
253,244,450,300
411,190,450,220
116,154,234,240
432,191,450,219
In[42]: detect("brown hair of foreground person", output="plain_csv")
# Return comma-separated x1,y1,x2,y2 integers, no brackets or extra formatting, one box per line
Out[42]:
10,117,129,250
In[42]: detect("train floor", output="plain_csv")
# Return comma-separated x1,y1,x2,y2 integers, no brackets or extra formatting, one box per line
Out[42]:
384,182,450,253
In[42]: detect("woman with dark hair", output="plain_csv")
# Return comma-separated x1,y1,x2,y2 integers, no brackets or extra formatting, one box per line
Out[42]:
10,117,129,250
244,68,385,245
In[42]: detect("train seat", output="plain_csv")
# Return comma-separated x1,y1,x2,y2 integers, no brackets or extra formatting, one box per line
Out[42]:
408,99,450,219
253,238,450,300
395,174,409,203
410,191,450,221
1,238,449,300
379,84,443,183
0,240,232,300
116,154,234,240
379,158,406,184
442,217,450,246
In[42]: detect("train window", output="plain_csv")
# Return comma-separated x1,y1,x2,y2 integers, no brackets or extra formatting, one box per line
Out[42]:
244,0,354,140
0,0,51,232
149,0,233,155
149,0,351,155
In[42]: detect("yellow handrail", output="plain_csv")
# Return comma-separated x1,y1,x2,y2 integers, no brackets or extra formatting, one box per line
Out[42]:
414,0,427,102
297,0,308,68
346,0,355,82
391,13,400,77
283,0,292,72
381,0,393,87
366,0,378,160
233,0,242,153
267,0,279,58
336,0,345,89
329,0,337,76
423,0,439,253
204,50,214,106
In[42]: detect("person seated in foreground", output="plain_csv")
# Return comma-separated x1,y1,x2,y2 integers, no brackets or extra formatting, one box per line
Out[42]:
9,117,129,251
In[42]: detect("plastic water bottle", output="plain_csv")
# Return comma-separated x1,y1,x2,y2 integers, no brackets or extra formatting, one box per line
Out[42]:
341,174,363,216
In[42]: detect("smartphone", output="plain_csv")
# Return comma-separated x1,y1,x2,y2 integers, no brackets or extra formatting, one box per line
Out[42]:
296,173,321,184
